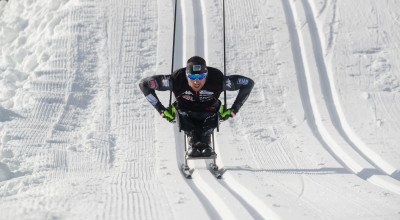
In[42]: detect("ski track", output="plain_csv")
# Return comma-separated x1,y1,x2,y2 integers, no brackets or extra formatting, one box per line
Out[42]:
102,0,174,219
285,0,400,194
302,0,399,178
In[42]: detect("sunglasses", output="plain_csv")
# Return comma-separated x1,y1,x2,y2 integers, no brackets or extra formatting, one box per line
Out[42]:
186,72,208,80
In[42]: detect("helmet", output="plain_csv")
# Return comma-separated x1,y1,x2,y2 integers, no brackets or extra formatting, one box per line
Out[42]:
186,56,208,75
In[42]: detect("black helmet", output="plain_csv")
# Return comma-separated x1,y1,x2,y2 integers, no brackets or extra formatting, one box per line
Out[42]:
186,56,208,74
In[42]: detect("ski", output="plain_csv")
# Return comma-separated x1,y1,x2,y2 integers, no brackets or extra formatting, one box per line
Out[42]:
181,164,223,179
210,163,223,179
182,154,218,179
181,164,193,179
181,157,223,179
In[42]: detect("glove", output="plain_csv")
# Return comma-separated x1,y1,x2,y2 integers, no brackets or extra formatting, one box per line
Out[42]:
162,106,175,123
219,105,234,121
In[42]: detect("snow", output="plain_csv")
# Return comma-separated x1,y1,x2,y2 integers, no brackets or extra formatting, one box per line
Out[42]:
1,0,400,219
0,162,11,182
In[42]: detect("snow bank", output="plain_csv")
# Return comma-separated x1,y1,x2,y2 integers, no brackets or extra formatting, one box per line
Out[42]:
0,0,68,109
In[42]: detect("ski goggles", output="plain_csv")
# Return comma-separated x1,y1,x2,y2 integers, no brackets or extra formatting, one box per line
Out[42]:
186,72,208,80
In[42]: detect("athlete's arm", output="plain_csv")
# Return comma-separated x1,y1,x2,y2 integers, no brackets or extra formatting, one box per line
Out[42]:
138,75,172,113
223,75,254,114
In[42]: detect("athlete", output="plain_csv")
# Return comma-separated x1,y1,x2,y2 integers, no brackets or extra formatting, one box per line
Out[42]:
139,56,254,157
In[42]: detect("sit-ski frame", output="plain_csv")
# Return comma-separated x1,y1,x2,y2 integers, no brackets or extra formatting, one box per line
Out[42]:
177,112,222,179
182,132,221,178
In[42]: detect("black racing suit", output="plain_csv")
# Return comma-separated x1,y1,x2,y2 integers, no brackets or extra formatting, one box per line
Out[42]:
139,66,254,145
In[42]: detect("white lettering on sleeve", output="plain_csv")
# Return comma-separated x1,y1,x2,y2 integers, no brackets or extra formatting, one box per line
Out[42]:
146,94,159,105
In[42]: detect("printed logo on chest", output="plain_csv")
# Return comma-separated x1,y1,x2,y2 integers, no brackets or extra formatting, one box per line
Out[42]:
182,95,194,101
199,90,214,101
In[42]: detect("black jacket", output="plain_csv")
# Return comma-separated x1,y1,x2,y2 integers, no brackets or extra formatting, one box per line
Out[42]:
139,67,254,113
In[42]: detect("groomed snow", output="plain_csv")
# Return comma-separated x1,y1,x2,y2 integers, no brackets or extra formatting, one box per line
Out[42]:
1,0,400,219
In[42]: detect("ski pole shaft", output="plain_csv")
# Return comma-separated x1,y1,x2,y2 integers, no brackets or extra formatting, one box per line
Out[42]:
223,0,227,111
169,0,178,108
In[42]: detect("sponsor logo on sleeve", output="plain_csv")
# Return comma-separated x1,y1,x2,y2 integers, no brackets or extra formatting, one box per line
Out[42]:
162,79,170,88
237,78,249,85
148,79,158,89
226,78,232,88
146,94,158,105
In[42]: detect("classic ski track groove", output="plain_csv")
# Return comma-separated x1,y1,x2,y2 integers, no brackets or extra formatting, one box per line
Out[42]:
202,0,283,218
299,0,400,179
170,0,280,219
285,0,400,194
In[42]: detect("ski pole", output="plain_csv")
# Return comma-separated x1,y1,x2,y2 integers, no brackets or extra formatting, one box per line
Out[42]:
169,0,178,109
223,0,227,111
